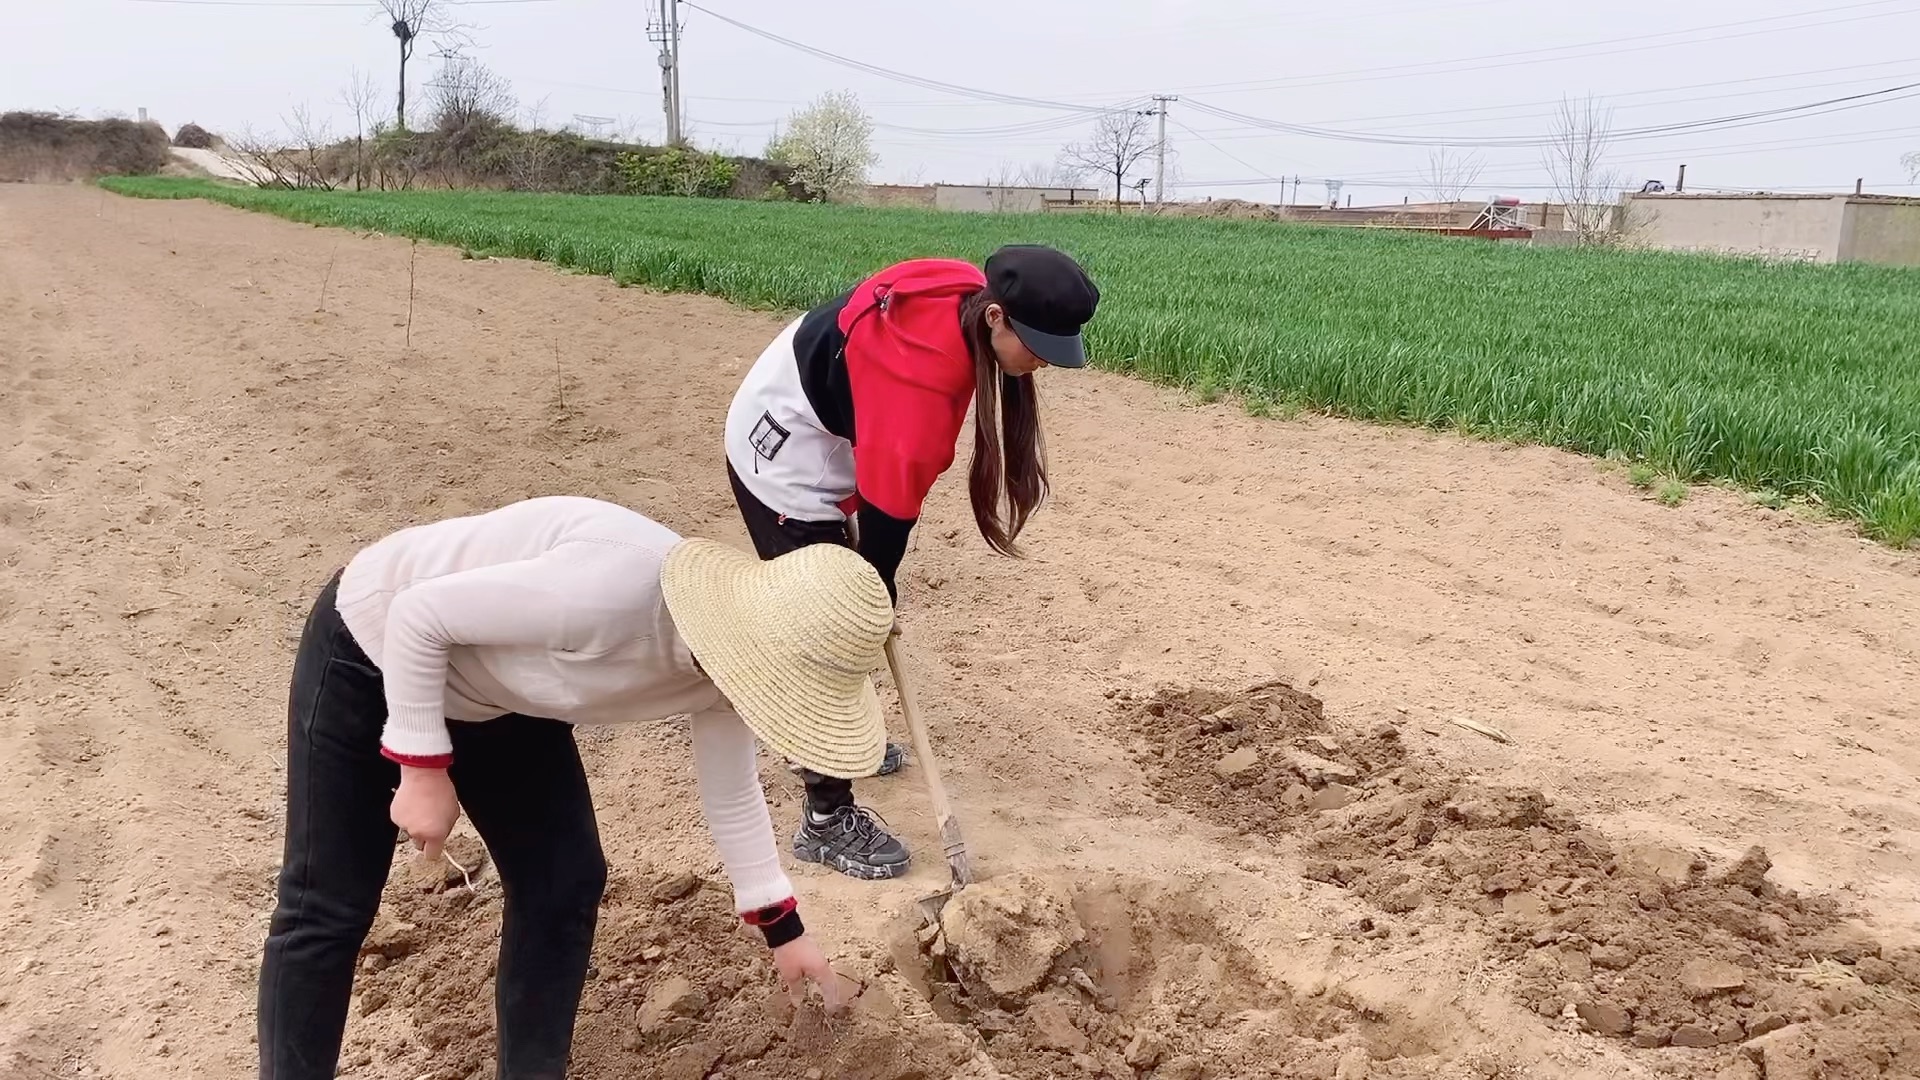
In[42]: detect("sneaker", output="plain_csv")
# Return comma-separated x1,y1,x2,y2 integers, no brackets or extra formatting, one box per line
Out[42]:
792,805,911,880
788,741,907,778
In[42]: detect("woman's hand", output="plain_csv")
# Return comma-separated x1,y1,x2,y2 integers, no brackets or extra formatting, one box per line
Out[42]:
391,765,461,860
772,934,855,1013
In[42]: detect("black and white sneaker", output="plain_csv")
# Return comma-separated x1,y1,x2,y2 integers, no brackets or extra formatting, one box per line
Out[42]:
792,806,911,880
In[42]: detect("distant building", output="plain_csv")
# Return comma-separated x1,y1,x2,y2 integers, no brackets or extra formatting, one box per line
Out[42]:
1620,192,1920,266
933,184,1103,213
851,183,1105,213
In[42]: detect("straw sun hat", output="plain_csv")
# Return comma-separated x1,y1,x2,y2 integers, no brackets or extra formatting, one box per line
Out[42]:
660,538,893,779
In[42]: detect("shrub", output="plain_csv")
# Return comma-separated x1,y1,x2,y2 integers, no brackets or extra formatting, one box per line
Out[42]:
0,111,171,182
615,147,739,198
173,123,215,149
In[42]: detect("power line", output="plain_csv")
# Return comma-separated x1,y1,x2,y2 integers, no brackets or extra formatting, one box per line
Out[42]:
1176,64,1920,142
1175,124,1920,192
678,1,1115,114
1170,118,1285,189
1183,81,1920,149
1140,0,1919,98
871,109,1141,139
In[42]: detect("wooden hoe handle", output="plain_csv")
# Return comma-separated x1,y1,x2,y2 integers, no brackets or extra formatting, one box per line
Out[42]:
883,635,975,888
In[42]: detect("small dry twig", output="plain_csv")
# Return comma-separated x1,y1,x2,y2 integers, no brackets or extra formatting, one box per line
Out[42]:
1447,715,1515,745
405,239,418,348
317,242,339,312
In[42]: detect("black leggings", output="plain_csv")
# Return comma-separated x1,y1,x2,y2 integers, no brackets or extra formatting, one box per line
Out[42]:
726,462,859,814
258,571,607,1080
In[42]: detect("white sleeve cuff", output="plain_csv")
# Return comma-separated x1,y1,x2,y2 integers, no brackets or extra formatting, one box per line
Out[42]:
380,702,453,759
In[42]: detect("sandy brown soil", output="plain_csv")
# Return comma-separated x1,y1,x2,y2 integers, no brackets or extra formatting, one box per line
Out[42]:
1,184,1917,1079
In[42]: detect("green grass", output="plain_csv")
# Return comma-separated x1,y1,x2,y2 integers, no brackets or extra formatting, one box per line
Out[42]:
99,176,1920,548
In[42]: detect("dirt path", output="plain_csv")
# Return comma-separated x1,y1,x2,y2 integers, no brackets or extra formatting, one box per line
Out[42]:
1,184,1915,1079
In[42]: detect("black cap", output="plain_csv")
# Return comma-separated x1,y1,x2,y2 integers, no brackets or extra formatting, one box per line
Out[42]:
984,245,1100,369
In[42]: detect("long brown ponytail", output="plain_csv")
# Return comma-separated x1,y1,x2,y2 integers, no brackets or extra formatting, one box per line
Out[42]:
959,289,1048,556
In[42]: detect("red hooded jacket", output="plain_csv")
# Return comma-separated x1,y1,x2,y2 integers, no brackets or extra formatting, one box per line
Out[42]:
836,258,988,521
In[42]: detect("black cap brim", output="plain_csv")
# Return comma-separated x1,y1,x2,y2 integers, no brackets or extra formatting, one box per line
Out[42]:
1008,318,1088,369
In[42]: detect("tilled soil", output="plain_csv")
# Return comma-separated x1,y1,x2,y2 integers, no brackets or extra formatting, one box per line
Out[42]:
1126,684,1920,1077
353,857,1457,1080
3,185,1919,1080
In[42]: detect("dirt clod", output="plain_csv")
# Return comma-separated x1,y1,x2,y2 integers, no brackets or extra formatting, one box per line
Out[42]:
1680,959,1749,996
1616,843,1701,887
638,974,706,1034
1718,846,1773,895
1158,1056,1204,1080
649,872,701,904
1672,1023,1721,1048
1577,1000,1633,1036
1311,784,1357,812
1213,747,1260,779
1125,1029,1169,1069
1380,885,1425,914
1633,1027,1673,1049
1024,994,1089,1054
939,871,1085,1003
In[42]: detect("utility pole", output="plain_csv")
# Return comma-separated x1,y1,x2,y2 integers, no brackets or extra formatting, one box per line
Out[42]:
648,0,683,145
669,0,682,145
1138,95,1178,206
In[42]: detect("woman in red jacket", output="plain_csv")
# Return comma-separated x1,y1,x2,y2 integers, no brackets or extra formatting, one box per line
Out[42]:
723,244,1099,880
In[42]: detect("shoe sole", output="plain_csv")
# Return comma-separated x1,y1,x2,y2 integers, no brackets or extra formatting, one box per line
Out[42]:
792,842,912,881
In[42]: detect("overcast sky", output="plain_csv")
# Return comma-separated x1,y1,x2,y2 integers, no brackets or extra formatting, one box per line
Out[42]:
9,0,1919,204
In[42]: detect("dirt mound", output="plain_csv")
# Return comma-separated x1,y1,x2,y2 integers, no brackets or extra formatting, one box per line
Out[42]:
1125,680,1408,834
1122,684,1920,1076
348,862,979,1080
345,853,1462,1079
1168,197,1286,221
172,123,216,150
894,872,1449,1079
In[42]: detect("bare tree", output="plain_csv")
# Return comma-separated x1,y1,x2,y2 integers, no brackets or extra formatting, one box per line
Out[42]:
1048,159,1090,190
339,67,380,190
227,106,341,191
1420,146,1485,205
767,90,878,201
509,97,559,191
1904,150,1920,182
375,0,458,131
985,158,1099,212
985,161,1022,212
426,53,515,131
1059,109,1155,209
1541,95,1626,243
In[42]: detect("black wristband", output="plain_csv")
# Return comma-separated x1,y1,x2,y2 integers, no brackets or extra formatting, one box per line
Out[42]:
757,907,806,949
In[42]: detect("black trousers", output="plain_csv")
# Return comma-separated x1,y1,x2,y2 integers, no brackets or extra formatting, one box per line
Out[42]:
725,462,859,815
258,571,607,1080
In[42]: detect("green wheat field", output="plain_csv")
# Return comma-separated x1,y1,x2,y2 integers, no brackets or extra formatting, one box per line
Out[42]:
104,176,1920,547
